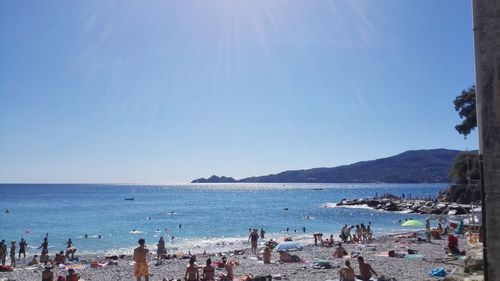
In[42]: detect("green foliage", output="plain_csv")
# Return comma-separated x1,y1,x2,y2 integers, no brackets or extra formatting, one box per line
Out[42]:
453,86,477,138
449,151,480,184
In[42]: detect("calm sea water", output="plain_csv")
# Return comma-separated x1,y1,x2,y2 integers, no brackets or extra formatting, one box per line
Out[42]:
0,183,445,256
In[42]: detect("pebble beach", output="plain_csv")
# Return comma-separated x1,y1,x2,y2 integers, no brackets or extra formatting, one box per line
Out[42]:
0,232,468,281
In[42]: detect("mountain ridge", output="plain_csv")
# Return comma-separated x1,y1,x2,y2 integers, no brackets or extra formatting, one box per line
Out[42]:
191,148,462,183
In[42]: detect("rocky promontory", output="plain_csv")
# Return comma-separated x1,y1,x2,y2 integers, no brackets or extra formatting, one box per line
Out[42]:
336,194,474,215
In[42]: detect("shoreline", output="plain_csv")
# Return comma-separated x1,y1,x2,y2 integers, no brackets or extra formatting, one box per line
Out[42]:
1,230,468,281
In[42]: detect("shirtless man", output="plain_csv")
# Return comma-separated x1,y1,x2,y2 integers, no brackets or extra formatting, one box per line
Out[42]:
332,243,347,258
248,229,259,254
133,238,149,281
357,256,378,281
184,257,199,281
9,241,16,267
201,258,215,281
157,237,165,264
338,260,355,281
19,238,27,258
38,237,49,256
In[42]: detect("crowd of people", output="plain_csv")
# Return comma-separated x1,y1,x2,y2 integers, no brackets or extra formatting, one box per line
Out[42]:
0,234,82,281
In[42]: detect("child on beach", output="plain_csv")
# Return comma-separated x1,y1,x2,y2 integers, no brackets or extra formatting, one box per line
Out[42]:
201,258,215,281
184,256,199,281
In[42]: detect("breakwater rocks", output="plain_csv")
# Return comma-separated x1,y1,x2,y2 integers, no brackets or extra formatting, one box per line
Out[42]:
336,196,473,215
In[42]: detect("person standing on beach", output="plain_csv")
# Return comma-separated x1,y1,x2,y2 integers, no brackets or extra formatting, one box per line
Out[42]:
19,238,27,258
0,240,6,265
260,228,265,239
9,241,16,267
38,237,49,256
133,238,149,281
65,238,76,260
157,237,165,264
248,229,259,254
356,256,378,281
184,256,199,281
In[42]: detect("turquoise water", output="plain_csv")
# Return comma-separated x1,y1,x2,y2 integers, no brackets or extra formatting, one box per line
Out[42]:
0,183,445,255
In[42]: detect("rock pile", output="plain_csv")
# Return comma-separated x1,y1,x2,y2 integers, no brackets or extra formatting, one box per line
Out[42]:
336,195,473,215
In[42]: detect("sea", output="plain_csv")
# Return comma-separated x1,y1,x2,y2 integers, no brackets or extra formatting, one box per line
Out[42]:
0,183,446,256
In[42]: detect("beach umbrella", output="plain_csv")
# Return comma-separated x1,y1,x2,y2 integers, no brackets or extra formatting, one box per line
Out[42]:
274,241,303,252
401,219,424,227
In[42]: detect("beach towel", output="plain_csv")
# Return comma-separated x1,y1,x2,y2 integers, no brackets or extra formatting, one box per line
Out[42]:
430,267,447,277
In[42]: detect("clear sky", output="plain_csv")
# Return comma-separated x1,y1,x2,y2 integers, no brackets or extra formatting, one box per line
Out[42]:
0,0,478,184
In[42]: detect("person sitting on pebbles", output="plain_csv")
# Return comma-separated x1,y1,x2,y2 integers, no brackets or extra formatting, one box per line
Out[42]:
184,256,199,281
338,260,355,281
263,246,272,264
201,258,215,281
219,256,234,281
356,256,378,281
332,243,348,258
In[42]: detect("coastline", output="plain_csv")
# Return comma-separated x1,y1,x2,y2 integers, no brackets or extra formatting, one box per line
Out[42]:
1,230,467,281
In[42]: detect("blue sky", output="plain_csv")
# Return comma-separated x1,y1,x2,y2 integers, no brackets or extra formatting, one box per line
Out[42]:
0,0,478,184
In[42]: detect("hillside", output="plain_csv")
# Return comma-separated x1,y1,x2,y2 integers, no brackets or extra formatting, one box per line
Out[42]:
191,149,461,183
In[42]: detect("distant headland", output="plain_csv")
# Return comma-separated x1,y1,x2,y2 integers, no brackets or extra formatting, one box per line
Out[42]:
191,148,461,184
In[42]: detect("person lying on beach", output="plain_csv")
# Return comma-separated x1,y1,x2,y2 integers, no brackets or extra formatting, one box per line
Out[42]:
219,256,234,281
27,255,39,266
263,246,272,264
201,258,215,281
278,251,301,262
332,243,348,258
133,238,149,281
356,256,378,281
338,260,355,281
184,257,199,281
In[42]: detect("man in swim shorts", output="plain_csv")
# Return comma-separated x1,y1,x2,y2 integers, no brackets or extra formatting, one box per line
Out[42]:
133,238,149,281
248,229,259,254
